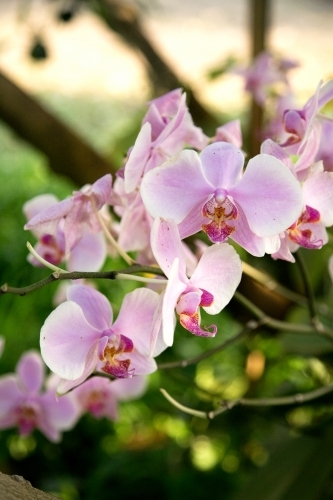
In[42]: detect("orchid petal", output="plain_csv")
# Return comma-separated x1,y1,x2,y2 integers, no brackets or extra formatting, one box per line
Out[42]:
67,285,112,331
230,153,303,236
112,288,160,357
110,375,148,401
151,218,187,280
40,301,101,380
302,171,333,227
0,376,22,416
200,142,244,188
17,351,45,394
68,230,107,272
141,149,212,222
162,259,187,346
24,197,73,235
23,194,59,228
124,122,152,193
190,243,242,314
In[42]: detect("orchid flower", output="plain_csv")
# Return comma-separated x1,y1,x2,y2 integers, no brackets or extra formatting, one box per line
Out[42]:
281,79,333,154
150,218,242,346
71,375,147,420
24,175,112,256
0,351,78,442
261,138,333,261
40,285,167,394
235,52,297,106
123,89,208,193
141,142,303,256
24,194,107,271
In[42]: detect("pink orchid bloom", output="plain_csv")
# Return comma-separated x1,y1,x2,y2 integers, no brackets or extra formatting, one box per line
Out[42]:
281,79,333,154
24,194,107,272
150,218,242,345
261,139,333,261
0,351,78,442
40,285,167,394
123,90,208,193
141,142,303,257
71,375,147,420
236,52,297,106
24,174,112,256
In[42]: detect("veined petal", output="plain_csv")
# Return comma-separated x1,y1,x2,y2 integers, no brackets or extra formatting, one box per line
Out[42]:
112,288,161,357
230,153,303,236
40,301,101,380
68,230,107,272
67,285,112,331
125,351,157,376
24,197,73,235
200,142,244,188
141,149,212,222
151,218,187,280
41,390,79,432
23,194,59,227
110,375,148,401
162,259,187,346
89,174,113,209
124,122,152,193
0,376,22,417
190,243,242,314
17,351,45,394
302,171,333,227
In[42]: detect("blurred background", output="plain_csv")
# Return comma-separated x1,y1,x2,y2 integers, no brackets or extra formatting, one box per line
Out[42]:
1,1,333,499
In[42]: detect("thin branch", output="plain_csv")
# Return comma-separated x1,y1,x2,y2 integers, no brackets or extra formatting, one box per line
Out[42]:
294,250,320,327
234,291,333,341
0,265,166,296
157,320,262,370
160,382,333,420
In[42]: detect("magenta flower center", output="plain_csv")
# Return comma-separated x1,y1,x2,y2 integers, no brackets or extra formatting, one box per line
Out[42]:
100,331,135,378
202,195,238,243
287,205,323,249
176,287,217,338
84,390,107,417
16,403,39,436
40,234,64,265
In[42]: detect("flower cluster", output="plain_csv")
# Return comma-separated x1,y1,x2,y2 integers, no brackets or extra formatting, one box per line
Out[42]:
2,61,333,441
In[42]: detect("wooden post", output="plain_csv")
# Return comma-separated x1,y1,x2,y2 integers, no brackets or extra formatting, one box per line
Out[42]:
249,0,270,157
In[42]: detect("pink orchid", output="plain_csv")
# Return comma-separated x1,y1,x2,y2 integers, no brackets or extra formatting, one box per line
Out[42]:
23,194,107,272
150,218,242,345
261,139,333,261
40,285,167,393
281,79,333,154
123,89,208,193
24,174,112,256
71,375,147,420
141,142,303,257
235,52,297,106
0,351,78,442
